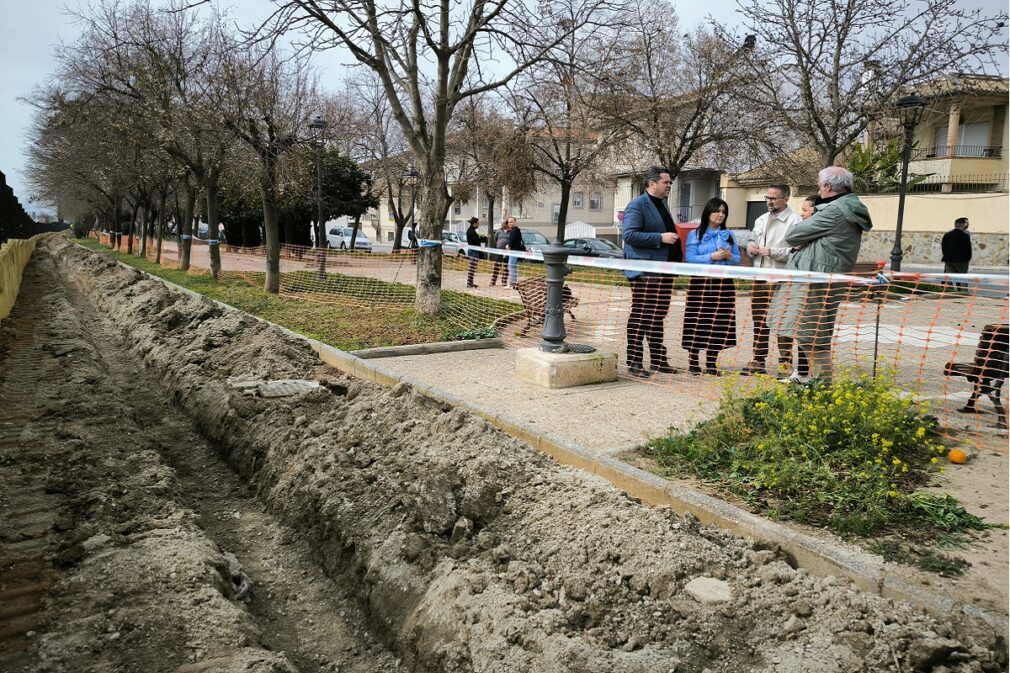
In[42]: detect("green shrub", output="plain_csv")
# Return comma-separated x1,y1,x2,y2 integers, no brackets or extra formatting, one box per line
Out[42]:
647,374,998,572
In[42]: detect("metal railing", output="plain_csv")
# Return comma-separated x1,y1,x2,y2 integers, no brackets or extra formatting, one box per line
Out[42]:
911,145,1003,160
862,173,1008,194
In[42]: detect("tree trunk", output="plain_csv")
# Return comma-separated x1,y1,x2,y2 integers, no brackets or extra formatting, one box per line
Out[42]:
554,179,572,242
350,215,362,250
155,191,166,265
484,191,496,242
180,187,196,271
139,203,148,258
205,168,222,280
126,202,137,255
414,176,450,315
260,166,281,294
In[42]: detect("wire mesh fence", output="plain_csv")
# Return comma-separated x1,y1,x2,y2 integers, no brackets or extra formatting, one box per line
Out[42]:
91,230,1009,448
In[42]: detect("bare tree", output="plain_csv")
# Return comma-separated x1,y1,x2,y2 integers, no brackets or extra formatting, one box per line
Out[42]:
218,39,315,292
265,0,618,314
452,97,535,241
734,0,1007,168
344,75,418,251
595,4,768,181
512,9,629,241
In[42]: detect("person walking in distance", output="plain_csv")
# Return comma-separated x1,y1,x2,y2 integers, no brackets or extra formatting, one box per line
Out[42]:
743,183,802,376
776,167,872,383
941,217,972,290
621,166,681,378
465,217,481,288
490,218,511,286
506,217,526,287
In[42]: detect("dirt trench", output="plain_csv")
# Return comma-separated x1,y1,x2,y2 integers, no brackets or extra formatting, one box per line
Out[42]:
2,235,1008,673
0,242,402,672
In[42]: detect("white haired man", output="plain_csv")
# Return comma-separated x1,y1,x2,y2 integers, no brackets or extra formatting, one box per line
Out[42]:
773,167,872,383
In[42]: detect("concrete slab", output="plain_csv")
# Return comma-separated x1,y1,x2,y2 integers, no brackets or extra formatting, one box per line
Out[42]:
514,347,618,389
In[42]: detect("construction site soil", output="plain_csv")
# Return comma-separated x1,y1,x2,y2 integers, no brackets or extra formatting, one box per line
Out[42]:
0,235,1006,673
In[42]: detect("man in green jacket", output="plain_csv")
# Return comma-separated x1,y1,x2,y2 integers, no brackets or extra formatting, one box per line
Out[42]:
773,167,873,383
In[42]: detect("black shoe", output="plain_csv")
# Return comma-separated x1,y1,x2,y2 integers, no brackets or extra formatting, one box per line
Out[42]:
627,366,652,379
705,368,722,376
467,283,478,288
689,364,701,375
652,363,677,374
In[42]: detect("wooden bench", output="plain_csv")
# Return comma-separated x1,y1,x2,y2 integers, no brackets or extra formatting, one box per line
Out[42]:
511,277,579,337
944,323,1009,430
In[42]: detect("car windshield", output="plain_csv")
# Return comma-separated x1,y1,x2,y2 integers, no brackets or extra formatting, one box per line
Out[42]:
589,239,620,251
524,231,549,244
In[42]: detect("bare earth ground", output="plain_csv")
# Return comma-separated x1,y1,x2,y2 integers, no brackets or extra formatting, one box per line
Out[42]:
2,235,1007,673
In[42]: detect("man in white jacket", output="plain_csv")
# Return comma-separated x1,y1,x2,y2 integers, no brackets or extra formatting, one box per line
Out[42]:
743,183,802,376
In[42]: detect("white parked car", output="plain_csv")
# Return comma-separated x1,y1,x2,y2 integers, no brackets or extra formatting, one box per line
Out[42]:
326,226,372,251
440,230,468,256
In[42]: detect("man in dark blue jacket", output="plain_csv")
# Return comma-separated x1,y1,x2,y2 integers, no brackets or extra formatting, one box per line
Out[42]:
622,166,681,377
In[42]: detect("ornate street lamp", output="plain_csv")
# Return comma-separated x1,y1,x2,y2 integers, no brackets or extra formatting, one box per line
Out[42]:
889,95,926,272
308,114,326,276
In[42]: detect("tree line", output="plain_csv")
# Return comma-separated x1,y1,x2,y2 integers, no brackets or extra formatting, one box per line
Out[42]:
25,0,1005,311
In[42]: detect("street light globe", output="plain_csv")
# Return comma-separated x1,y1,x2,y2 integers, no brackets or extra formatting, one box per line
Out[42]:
896,95,926,128
308,114,326,129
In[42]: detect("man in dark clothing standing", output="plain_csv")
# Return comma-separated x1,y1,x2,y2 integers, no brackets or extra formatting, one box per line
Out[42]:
506,218,526,287
466,216,482,287
490,218,511,285
941,217,972,289
621,166,681,378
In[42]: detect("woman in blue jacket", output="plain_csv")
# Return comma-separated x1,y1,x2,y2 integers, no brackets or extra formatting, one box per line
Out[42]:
681,198,740,375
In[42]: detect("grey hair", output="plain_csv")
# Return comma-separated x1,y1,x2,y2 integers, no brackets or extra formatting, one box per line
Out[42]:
643,166,671,188
818,167,853,194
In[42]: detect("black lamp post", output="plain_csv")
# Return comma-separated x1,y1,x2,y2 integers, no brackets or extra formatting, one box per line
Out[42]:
405,165,418,245
309,114,326,276
889,95,926,272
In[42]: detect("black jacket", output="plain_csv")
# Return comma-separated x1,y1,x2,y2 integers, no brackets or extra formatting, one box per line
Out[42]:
507,226,526,251
466,225,481,246
941,228,971,263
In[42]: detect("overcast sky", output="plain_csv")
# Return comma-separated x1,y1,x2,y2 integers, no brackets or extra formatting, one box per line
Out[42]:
1,0,1006,218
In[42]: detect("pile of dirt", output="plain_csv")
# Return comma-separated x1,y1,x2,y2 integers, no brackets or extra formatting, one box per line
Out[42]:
35,236,1010,671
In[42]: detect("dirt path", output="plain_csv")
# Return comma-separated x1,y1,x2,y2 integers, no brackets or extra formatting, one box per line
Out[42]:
0,242,403,672
3,236,1008,673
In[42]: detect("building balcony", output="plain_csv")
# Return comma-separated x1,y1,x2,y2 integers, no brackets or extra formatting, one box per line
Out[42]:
911,144,1003,160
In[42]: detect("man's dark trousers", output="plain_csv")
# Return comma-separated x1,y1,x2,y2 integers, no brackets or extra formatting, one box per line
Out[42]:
627,274,674,369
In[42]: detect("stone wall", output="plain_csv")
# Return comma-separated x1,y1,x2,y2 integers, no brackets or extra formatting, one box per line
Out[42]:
858,230,1009,267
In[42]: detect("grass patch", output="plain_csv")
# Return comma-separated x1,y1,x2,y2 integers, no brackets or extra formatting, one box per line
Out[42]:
74,239,521,350
646,373,1002,575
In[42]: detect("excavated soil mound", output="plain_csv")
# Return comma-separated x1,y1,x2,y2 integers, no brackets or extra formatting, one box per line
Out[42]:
20,237,1010,672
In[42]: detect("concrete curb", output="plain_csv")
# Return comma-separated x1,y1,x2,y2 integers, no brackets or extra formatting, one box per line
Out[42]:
350,338,504,359
95,250,1008,632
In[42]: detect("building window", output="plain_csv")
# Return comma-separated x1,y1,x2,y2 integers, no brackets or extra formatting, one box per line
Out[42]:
453,201,462,215
538,201,544,209
573,192,584,208
589,192,602,211
551,204,561,225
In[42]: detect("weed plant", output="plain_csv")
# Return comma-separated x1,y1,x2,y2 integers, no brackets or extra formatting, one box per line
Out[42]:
647,373,1000,574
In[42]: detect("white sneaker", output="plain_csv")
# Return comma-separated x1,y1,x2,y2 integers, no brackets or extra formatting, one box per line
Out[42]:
778,371,811,384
